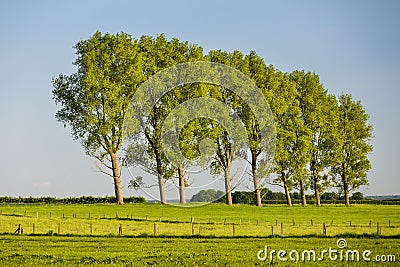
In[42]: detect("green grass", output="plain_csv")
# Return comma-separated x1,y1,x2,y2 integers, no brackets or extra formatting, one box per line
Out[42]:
1,204,399,266
0,204,399,237
0,235,399,266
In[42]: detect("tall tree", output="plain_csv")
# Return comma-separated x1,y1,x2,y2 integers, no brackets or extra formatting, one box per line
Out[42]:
126,34,204,204
331,94,373,206
206,50,249,205
52,31,144,204
267,70,307,206
290,71,338,206
240,51,275,207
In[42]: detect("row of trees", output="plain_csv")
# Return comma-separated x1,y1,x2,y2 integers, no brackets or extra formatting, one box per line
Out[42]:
190,189,365,204
52,31,373,206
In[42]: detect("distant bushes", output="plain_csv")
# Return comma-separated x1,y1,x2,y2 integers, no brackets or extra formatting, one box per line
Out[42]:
191,188,400,205
0,195,145,204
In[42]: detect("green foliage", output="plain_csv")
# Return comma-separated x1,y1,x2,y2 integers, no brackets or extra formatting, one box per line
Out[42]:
0,195,145,204
190,189,225,202
332,94,373,205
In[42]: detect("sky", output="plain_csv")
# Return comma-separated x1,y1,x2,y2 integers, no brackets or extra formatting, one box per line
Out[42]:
0,0,399,198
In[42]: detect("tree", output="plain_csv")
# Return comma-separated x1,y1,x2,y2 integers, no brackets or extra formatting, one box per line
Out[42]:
241,51,275,207
52,31,144,204
332,94,373,206
267,70,307,206
206,50,249,205
290,71,339,206
125,34,204,204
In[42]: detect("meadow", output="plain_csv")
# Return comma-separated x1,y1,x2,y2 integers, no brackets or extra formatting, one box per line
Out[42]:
1,203,399,266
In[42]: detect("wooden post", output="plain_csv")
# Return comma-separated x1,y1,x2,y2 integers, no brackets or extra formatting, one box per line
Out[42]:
331,220,333,226
57,223,60,234
146,215,148,221
271,225,274,235
311,219,313,226
256,220,259,226
191,217,194,223
323,223,326,236
32,223,35,234
198,226,201,235
275,220,278,226
62,213,64,218
90,224,93,235
377,223,380,234
191,223,195,235
369,220,372,228
24,211,26,217
280,223,283,235
50,212,52,218
224,219,226,225
116,212,118,219
350,221,352,226
232,223,235,236
153,223,157,235
240,219,242,225
119,224,122,235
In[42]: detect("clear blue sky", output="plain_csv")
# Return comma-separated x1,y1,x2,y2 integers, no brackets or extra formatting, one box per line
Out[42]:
0,0,399,197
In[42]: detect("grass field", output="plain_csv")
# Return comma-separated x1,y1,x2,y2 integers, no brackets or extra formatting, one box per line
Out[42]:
0,203,399,266
1,204,400,237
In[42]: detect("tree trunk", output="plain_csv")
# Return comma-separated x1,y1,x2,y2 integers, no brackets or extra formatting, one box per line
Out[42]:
312,167,321,206
251,152,262,207
178,166,186,205
110,153,124,205
281,172,292,206
300,178,307,206
342,162,350,206
156,154,167,204
224,161,233,205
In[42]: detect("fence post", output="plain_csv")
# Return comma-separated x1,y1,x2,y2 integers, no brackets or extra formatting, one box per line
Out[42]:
271,225,274,235
90,224,93,235
369,220,372,228
232,223,235,236
116,212,118,219
311,219,313,226
350,221,352,226
32,223,35,234
376,223,380,234
240,219,242,225
191,223,195,235
256,220,258,226
57,223,60,234
50,212,52,218
154,223,157,235
323,223,326,236
119,224,122,235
